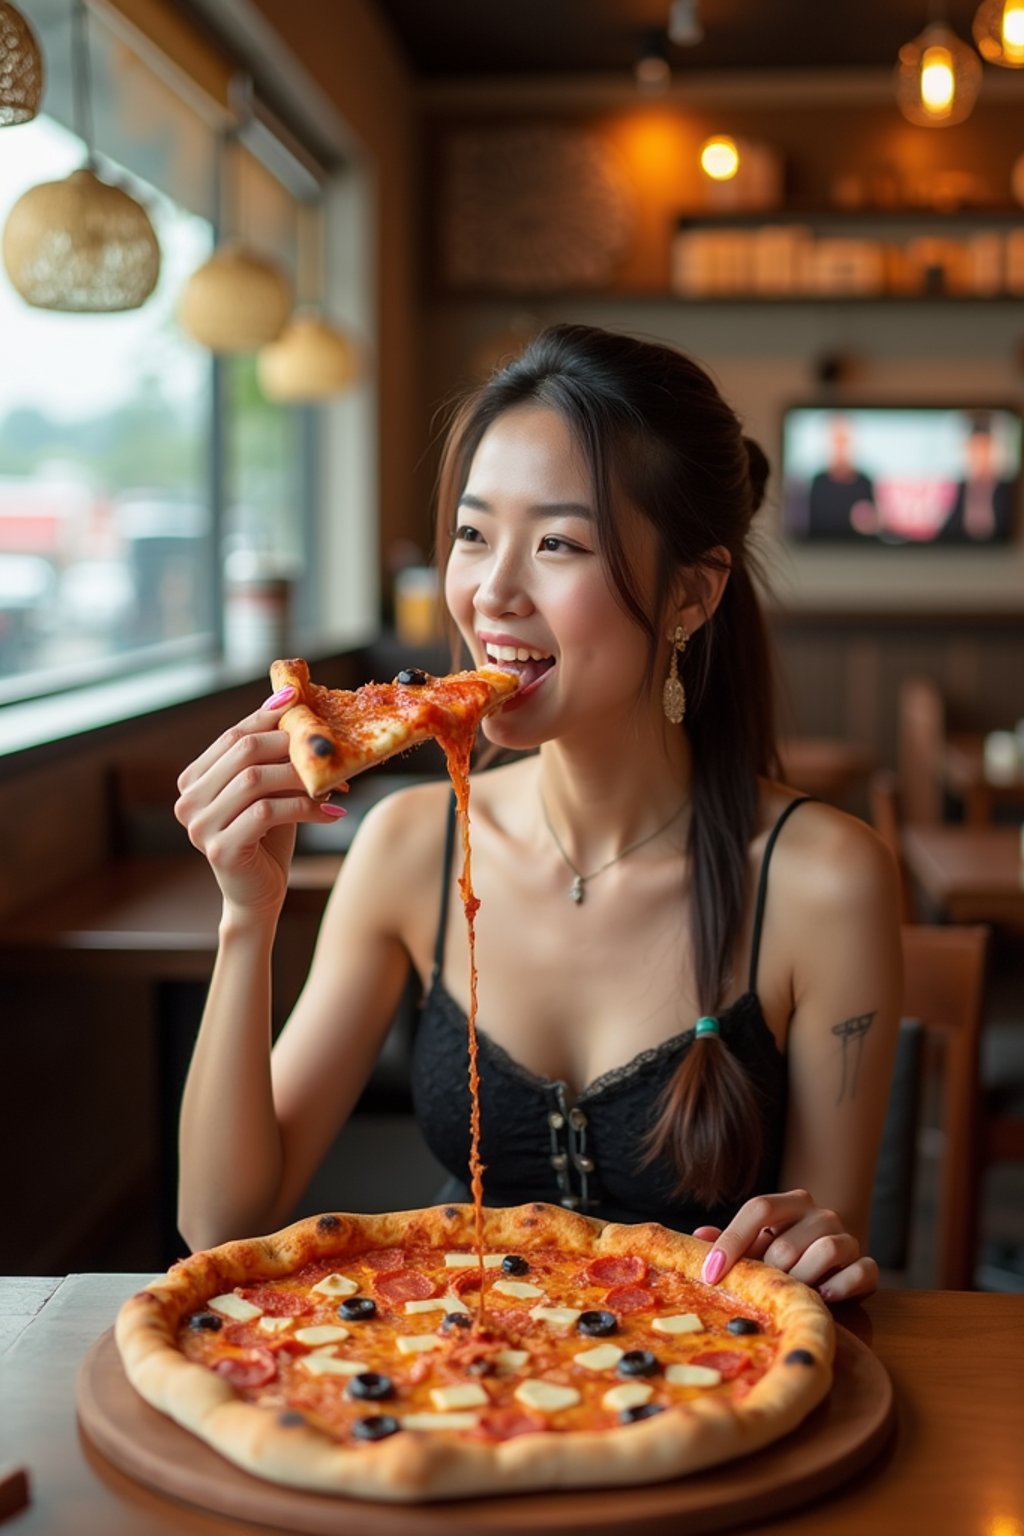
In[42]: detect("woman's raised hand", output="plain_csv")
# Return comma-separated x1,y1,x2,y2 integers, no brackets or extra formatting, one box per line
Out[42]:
174,686,346,922
692,1188,878,1304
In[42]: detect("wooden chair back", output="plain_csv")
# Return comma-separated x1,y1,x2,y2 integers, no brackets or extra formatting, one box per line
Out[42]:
900,923,990,1289
868,769,915,923
898,676,946,825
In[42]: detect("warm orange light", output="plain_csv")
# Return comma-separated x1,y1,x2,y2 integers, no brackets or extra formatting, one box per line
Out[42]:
973,0,1024,64
920,44,956,113
699,135,740,181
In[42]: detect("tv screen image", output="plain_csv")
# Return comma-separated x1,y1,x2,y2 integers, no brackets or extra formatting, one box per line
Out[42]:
780,406,1022,545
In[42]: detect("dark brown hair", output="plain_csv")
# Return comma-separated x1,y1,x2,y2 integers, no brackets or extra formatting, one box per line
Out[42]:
434,323,779,1207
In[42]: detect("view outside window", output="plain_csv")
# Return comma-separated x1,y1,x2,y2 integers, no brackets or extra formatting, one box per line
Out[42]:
0,114,214,689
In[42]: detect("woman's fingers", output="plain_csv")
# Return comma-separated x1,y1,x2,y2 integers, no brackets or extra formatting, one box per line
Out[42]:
177,688,296,793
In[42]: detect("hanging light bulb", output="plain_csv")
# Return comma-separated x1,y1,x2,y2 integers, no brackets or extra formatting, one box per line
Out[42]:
699,135,740,181
257,199,359,399
635,30,670,91
0,0,44,126
973,0,1024,64
1,0,159,310
178,129,291,352
896,21,982,125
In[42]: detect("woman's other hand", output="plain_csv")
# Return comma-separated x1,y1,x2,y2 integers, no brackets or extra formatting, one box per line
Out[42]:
174,686,346,921
692,1187,878,1304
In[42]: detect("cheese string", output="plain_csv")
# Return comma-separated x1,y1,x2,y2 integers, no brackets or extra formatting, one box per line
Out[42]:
442,735,487,1326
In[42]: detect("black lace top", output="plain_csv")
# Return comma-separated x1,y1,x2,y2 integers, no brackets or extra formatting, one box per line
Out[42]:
410,797,810,1233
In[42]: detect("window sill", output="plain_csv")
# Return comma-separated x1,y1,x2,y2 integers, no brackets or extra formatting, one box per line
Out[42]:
0,633,371,768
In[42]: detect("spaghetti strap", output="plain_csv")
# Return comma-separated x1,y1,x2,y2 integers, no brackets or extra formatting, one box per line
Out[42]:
430,791,460,986
747,797,815,994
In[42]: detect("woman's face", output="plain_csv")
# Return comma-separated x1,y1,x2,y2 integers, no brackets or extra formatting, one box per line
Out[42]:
444,404,659,751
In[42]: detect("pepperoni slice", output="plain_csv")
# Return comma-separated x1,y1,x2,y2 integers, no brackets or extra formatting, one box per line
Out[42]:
213,1349,278,1389
451,1269,484,1295
373,1269,437,1304
473,1408,547,1441
603,1283,657,1314
238,1286,313,1317
362,1248,406,1272
586,1255,648,1287
690,1350,751,1380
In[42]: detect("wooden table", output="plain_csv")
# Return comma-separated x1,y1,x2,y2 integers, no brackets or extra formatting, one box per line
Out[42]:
944,732,1024,827
1,1275,1021,1536
902,823,1024,927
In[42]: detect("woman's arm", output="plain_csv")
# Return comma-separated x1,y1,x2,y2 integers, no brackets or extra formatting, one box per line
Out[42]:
696,808,904,1301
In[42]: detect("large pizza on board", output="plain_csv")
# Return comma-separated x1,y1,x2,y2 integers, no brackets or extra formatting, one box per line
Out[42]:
115,1202,834,1503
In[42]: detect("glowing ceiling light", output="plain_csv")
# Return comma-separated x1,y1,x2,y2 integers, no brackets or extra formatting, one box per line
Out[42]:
973,0,1024,64
896,22,982,126
699,135,740,181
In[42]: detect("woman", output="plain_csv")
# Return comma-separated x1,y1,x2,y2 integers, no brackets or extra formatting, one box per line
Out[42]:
176,324,902,1303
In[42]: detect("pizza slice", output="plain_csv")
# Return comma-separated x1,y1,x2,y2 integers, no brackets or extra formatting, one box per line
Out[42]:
269,657,520,797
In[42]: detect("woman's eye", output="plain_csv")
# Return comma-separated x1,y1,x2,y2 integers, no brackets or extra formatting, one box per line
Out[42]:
452,524,483,543
540,535,574,553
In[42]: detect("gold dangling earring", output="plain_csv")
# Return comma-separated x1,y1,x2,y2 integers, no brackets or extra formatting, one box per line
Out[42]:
662,625,687,725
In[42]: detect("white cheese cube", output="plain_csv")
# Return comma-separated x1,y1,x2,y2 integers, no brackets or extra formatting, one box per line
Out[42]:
602,1382,654,1412
310,1273,359,1298
404,1297,451,1315
257,1316,293,1334
294,1324,350,1347
429,1383,490,1411
651,1312,704,1335
444,1252,506,1268
402,1411,480,1431
298,1355,370,1376
491,1279,545,1300
494,1348,531,1374
514,1380,581,1413
529,1305,582,1329
574,1343,624,1372
665,1362,722,1387
395,1333,443,1354
208,1293,263,1322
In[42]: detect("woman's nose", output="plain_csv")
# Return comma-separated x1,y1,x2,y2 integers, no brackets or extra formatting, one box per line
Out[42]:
474,553,533,618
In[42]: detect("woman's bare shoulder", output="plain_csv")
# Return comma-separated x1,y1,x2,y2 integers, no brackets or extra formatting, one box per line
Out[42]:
758,786,898,909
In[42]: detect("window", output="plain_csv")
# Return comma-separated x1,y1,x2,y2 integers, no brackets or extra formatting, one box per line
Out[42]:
0,1,328,699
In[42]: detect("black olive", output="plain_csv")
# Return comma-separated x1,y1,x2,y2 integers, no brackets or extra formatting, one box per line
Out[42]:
577,1309,618,1337
727,1317,761,1335
784,1349,816,1367
618,1402,664,1424
352,1414,401,1441
347,1371,394,1401
339,1296,377,1321
187,1312,223,1332
440,1311,473,1333
309,734,334,758
501,1255,530,1276
278,1410,305,1428
396,668,427,686
317,1214,341,1231
617,1350,660,1378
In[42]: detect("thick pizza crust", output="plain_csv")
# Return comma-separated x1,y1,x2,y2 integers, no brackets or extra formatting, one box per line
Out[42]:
115,1203,834,1503
268,658,519,797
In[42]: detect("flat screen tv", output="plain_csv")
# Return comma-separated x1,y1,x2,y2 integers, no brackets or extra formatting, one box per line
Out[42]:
780,405,1022,545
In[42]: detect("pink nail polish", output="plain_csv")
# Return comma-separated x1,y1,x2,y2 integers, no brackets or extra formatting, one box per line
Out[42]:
702,1249,726,1286
319,803,347,819
263,686,296,709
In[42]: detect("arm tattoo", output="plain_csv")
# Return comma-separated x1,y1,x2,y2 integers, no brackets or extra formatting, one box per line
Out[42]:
831,1011,877,1105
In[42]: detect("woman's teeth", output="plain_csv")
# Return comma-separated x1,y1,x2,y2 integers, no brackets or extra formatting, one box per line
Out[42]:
487,644,549,663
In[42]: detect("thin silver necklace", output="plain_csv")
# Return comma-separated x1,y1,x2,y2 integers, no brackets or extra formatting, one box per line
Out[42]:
539,793,686,905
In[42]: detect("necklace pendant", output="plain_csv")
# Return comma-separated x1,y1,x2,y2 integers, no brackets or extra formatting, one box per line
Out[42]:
570,875,585,905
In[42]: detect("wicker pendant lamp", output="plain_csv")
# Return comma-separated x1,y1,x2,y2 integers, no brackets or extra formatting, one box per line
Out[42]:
178,131,291,352
1,0,159,311
0,0,44,126
257,199,358,400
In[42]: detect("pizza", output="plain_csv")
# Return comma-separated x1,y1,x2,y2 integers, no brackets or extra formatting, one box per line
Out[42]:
115,1201,834,1503
268,657,520,798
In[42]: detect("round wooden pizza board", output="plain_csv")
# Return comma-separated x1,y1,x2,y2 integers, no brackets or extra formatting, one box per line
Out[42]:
76,1325,894,1535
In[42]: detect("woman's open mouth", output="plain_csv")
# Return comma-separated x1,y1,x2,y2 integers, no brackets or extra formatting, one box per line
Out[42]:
484,643,555,696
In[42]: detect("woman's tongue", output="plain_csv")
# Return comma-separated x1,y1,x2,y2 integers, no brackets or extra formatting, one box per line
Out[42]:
493,654,554,689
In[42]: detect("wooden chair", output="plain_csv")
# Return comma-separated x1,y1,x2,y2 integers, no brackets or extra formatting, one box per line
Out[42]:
897,675,946,825
868,768,916,923
899,924,990,1290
